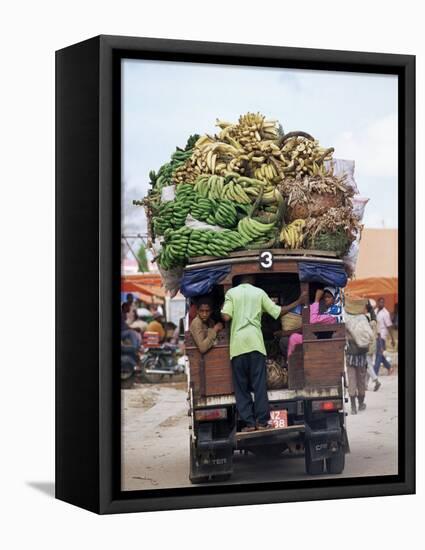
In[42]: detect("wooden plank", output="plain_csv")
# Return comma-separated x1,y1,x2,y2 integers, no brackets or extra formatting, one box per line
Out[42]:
288,345,304,390
303,339,345,388
187,250,343,268
236,424,305,440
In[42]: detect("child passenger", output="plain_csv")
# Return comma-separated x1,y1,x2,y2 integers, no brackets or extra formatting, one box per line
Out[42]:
189,296,224,354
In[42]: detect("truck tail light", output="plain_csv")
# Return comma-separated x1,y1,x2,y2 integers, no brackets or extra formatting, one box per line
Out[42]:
312,399,342,412
194,408,227,421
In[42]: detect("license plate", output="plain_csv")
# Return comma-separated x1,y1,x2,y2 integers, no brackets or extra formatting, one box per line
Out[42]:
270,409,288,429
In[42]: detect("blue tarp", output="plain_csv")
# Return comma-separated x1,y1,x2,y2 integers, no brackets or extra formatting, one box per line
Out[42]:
299,262,347,288
180,265,231,298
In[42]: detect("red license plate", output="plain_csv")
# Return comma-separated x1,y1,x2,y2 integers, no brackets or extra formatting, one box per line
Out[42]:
270,409,288,429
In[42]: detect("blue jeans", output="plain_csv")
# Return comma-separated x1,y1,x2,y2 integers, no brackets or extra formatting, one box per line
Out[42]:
231,351,270,427
374,337,391,374
121,329,140,349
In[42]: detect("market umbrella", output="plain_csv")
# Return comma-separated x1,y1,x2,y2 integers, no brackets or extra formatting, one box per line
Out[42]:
345,277,398,312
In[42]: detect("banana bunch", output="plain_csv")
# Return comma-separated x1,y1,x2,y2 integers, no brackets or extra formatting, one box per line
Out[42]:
152,184,196,236
190,196,239,229
254,162,279,183
152,148,194,189
158,226,192,270
280,219,306,249
192,136,245,174
278,136,334,177
216,112,280,153
190,229,246,257
158,227,247,269
173,136,245,182
194,174,266,204
237,216,277,244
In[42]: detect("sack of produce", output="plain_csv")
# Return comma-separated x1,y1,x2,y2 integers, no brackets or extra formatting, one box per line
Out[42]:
286,192,345,222
343,229,361,276
185,214,228,233
281,312,302,331
351,195,369,222
157,265,184,297
280,173,354,223
266,359,288,390
344,295,368,315
345,311,374,349
161,184,176,203
324,158,359,194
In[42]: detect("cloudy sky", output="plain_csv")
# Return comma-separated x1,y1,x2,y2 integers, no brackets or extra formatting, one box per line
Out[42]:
122,59,398,240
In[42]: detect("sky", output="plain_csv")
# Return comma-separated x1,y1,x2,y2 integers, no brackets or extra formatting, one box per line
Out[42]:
122,58,398,241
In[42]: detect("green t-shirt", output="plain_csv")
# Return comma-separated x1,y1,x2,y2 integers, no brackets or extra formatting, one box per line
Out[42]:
221,284,281,359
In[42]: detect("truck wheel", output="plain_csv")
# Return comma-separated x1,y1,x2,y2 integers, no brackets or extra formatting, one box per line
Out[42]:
305,444,325,475
326,448,345,474
189,438,209,484
211,474,232,482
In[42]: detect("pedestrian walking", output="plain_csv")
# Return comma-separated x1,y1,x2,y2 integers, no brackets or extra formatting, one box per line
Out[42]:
374,297,395,375
365,301,381,391
345,302,374,414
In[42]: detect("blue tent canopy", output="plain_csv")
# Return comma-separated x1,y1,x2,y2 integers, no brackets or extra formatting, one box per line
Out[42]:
298,261,347,288
180,265,231,298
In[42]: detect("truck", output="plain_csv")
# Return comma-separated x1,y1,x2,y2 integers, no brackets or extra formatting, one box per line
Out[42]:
185,249,349,483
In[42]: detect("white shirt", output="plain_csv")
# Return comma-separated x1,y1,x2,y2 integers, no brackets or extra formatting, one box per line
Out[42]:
375,307,392,340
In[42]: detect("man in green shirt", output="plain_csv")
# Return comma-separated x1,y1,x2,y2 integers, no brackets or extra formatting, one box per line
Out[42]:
221,275,306,432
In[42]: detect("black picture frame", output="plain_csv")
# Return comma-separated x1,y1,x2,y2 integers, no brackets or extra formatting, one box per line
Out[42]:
56,35,415,514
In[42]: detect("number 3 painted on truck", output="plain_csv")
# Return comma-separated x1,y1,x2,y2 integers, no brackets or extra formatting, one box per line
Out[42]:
259,250,273,269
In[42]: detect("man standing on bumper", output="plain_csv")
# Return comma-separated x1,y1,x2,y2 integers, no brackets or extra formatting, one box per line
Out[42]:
221,275,306,432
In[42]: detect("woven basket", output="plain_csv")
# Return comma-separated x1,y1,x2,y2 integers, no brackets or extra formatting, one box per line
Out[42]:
286,192,344,222
281,312,302,331
345,296,368,315
266,360,288,390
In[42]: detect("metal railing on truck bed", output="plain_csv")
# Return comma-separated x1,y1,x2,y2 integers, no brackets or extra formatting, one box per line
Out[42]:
194,386,341,408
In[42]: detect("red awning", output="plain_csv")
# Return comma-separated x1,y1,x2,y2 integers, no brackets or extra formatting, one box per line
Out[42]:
121,281,164,304
346,277,398,312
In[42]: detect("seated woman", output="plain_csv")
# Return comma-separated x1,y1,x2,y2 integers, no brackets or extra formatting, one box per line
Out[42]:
190,296,224,354
287,287,337,358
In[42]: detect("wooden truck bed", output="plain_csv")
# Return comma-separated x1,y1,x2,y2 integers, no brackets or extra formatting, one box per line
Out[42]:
186,322,346,402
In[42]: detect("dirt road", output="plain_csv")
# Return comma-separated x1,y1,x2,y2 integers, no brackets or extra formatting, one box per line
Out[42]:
121,375,398,491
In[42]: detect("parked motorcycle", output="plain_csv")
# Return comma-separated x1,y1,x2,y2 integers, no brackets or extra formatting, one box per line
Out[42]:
140,343,185,384
121,342,138,388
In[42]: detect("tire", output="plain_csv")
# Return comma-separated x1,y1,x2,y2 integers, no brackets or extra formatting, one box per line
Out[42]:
189,437,209,484
141,356,165,384
212,474,232,482
305,443,325,475
326,448,345,474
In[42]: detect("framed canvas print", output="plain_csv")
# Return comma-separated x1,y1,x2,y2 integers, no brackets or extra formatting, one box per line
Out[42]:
56,35,415,514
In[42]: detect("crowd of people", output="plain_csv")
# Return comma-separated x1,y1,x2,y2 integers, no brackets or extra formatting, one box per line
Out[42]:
188,278,398,429
121,293,179,350
122,282,397,427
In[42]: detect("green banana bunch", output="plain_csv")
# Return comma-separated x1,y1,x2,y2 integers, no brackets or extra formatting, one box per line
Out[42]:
188,229,245,258
237,216,277,244
152,183,196,237
158,226,247,268
194,174,264,204
158,226,192,270
150,144,194,191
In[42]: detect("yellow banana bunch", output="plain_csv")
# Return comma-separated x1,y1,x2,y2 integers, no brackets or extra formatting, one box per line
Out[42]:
280,219,306,249
254,163,278,183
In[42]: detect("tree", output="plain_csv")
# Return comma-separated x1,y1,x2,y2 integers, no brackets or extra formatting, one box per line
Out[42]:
137,244,149,272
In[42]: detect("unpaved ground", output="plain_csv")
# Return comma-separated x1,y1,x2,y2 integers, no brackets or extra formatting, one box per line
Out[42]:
121,375,398,491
